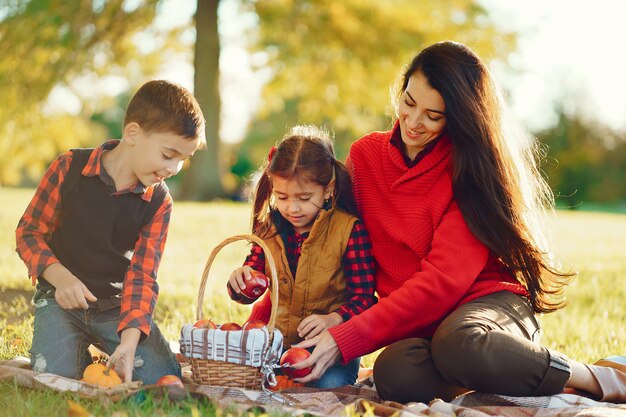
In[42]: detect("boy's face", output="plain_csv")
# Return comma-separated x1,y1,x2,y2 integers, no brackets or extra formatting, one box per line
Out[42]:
129,126,201,187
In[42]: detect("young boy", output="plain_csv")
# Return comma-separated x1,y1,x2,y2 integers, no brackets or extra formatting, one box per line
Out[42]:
15,80,205,384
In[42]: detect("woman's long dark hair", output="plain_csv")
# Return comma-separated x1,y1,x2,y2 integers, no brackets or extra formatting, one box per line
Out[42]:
397,41,574,313
252,125,358,238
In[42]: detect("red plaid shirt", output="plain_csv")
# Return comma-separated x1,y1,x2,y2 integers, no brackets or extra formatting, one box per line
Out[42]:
15,140,171,338
244,219,377,322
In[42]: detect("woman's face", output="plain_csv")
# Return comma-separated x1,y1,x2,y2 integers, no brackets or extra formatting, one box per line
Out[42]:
398,72,447,160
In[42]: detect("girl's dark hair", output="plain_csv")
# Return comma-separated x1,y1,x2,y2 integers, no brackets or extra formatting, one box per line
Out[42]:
397,41,574,313
252,125,358,237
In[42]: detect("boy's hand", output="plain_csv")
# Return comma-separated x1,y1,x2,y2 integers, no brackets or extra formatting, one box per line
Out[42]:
297,312,343,339
111,328,141,383
228,266,255,294
42,263,97,310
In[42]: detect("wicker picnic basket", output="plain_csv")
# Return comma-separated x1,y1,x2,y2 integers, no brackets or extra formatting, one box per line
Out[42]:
180,234,282,389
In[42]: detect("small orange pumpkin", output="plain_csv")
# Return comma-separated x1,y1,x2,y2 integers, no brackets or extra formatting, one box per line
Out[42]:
268,375,304,391
81,362,122,388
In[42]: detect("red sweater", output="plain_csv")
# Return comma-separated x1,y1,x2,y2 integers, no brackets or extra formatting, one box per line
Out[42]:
328,126,528,363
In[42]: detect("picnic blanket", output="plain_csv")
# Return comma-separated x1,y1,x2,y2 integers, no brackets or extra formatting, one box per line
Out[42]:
1,358,625,417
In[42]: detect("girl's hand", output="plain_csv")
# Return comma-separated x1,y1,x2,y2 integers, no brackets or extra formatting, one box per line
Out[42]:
297,312,343,339
228,265,255,294
291,331,341,383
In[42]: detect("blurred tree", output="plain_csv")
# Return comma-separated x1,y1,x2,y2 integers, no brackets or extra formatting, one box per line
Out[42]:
537,106,626,207
89,91,132,141
177,0,227,200
234,0,518,176
0,0,183,185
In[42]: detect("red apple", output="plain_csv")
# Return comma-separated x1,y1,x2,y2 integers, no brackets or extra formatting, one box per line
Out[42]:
156,374,184,388
227,270,269,305
242,319,266,330
242,270,270,299
219,322,242,331
227,282,256,305
193,318,217,329
280,347,312,378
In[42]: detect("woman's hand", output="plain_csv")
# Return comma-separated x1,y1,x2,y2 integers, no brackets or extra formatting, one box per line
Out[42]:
228,265,255,294
297,312,343,339
291,330,341,383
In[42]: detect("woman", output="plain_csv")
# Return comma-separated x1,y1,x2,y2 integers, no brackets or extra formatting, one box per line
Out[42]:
293,41,625,404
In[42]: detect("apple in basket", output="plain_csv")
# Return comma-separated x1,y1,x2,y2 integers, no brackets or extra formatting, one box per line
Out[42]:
242,319,266,330
280,347,312,378
193,318,217,329
156,374,184,388
219,322,242,331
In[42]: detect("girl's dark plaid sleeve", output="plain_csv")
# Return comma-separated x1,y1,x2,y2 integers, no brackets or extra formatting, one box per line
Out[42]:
335,221,377,321
243,243,266,271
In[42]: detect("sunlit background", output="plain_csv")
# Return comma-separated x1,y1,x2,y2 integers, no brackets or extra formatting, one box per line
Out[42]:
1,0,625,207
484,0,626,132
1,4,625,401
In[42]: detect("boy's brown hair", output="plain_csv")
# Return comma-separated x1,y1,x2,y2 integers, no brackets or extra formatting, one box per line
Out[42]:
124,80,206,144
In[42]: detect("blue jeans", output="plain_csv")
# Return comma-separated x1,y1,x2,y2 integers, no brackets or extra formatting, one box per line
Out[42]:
29,290,180,384
308,354,361,389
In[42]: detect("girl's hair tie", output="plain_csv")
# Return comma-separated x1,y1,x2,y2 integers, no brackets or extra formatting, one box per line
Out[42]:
268,145,278,163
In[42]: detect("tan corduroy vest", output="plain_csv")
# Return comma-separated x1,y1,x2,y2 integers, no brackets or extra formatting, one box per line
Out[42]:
263,207,358,348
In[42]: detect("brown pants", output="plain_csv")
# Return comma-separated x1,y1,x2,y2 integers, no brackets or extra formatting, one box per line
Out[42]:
373,291,571,403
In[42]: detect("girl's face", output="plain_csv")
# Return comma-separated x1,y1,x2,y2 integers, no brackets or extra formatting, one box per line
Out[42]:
398,71,447,160
271,175,333,234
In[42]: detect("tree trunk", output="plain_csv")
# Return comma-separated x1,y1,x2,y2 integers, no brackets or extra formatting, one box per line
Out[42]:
178,0,225,200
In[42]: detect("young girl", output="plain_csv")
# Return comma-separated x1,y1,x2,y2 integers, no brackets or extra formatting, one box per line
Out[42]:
227,125,377,389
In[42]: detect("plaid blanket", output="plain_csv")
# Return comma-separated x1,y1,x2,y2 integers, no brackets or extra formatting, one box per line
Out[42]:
1,358,625,416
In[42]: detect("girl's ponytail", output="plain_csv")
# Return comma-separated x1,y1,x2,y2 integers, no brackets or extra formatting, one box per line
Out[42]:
332,159,359,217
251,167,274,237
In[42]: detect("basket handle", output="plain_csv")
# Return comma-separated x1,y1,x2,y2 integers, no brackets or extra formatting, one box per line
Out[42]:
196,234,280,336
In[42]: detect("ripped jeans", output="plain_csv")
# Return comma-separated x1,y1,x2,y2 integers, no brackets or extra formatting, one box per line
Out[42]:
30,289,180,384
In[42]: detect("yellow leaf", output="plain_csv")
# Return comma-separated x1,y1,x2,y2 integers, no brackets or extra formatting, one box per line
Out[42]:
10,338,23,348
67,400,96,417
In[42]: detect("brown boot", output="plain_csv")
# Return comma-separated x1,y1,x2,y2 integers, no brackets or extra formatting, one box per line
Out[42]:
585,356,626,403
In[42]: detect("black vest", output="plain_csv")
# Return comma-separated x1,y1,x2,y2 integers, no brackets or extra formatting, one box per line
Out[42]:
41,148,168,297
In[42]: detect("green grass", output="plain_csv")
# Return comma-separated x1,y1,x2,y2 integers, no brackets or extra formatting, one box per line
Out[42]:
0,382,226,417
1,187,625,416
